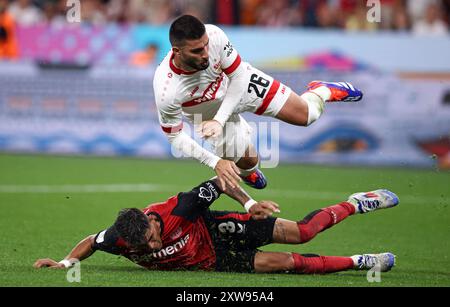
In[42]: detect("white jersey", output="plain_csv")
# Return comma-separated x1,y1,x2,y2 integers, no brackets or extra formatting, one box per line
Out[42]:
153,24,242,134
152,24,291,169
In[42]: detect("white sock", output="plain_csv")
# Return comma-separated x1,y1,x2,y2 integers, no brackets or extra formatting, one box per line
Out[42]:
347,198,361,214
239,163,259,177
301,86,331,125
309,85,332,102
351,255,362,268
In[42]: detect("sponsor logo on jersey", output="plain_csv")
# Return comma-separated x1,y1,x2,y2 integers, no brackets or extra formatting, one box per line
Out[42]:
224,41,234,57
182,74,224,107
129,234,190,263
190,86,199,97
153,234,190,259
205,182,219,198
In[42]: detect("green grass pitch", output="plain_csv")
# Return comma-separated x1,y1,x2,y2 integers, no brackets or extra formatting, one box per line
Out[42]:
0,153,449,287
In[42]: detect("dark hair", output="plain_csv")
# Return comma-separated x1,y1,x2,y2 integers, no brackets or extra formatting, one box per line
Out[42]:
113,208,149,247
169,15,206,46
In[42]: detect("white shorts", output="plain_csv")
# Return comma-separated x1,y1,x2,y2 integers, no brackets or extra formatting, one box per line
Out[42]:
209,64,292,163
237,63,292,117
209,114,253,163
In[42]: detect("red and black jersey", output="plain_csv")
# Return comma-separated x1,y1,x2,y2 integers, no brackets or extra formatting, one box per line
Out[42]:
92,180,222,271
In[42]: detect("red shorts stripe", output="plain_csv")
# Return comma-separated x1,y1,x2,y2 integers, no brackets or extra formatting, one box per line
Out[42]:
254,80,280,115
223,55,241,75
161,123,183,133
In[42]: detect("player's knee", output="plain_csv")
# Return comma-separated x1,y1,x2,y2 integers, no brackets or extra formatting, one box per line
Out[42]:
255,253,294,272
294,96,311,126
293,115,309,127
276,95,309,126
236,156,258,170
281,109,308,126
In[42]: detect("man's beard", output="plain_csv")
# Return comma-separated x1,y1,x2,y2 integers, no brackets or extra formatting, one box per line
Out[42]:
186,58,209,71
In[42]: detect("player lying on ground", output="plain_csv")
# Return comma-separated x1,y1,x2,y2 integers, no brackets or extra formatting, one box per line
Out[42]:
34,179,398,274
154,15,363,191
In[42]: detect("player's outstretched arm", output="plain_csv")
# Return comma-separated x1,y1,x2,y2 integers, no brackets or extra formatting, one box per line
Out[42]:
213,159,242,190
33,235,96,269
168,131,241,190
155,77,242,190
212,177,280,219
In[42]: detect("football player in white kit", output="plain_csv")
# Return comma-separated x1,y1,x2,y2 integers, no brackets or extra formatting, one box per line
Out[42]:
153,15,363,191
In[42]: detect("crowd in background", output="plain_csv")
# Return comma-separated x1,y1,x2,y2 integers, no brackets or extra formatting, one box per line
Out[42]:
1,0,449,34
1,0,449,60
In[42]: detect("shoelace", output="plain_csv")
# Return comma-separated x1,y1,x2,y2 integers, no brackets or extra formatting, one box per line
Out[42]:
358,199,381,211
361,255,378,269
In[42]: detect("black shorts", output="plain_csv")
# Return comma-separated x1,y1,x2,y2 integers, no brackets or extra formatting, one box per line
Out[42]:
202,210,277,273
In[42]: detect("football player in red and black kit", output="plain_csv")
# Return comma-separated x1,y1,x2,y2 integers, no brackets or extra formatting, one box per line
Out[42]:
34,178,399,274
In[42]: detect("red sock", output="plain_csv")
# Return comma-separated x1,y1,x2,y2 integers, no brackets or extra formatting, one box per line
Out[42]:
297,202,355,243
292,253,354,274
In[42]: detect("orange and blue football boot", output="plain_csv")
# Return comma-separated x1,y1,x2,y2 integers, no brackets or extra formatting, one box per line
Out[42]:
307,81,363,102
347,189,399,214
242,169,267,189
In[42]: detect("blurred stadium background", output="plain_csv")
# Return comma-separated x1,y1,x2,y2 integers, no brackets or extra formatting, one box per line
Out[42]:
0,0,449,287
1,0,449,167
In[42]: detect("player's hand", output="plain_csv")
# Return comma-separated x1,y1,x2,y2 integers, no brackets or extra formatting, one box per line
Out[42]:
33,258,65,269
249,200,280,220
198,120,223,139
214,159,241,191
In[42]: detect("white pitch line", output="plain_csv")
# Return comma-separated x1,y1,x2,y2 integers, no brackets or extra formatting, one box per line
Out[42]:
0,183,447,205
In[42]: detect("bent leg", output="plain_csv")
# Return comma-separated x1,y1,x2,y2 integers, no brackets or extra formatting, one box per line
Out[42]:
275,92,310,126
276,85,332,127
235,145,259,171
254,252,294,273
235,144,268,189
254,251,354,274
272,202,356,244
218,116,261,176
297,202,355,243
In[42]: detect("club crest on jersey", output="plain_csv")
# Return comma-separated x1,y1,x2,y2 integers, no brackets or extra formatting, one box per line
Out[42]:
199,187,213,201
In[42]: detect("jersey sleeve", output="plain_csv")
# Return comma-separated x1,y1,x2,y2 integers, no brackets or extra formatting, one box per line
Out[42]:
172,180,223,221
157,103,183,134
153,76,183,134
209,25,242,77
92,227,124,255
